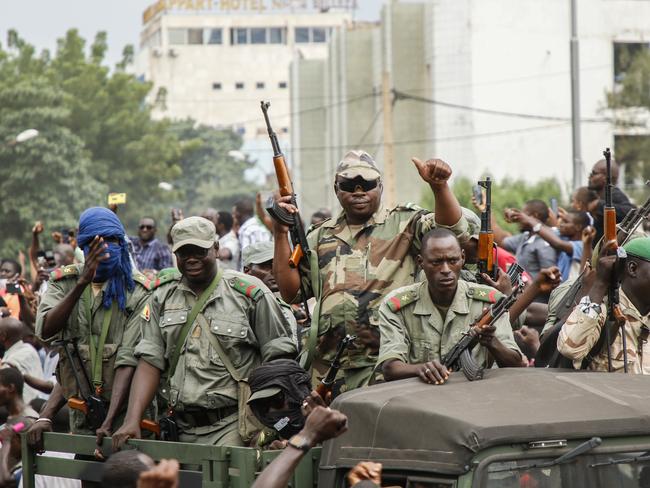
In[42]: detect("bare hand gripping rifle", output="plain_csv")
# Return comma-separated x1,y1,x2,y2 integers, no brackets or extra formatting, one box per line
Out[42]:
261,101,311,325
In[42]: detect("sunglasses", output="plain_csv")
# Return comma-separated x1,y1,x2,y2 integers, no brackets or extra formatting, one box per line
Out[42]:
176,246,210,260
139,225,154,230
336,178,379,193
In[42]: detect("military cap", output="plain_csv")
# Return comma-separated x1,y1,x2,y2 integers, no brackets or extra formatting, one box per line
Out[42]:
242,241,274,268
335,150,381,180
623,237,650,261
170,216,217,252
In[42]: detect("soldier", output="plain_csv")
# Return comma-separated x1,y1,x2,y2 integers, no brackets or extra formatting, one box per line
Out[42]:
272,150,469,392
242,241,299,344
112,217,297,448
557,237,650,373
378,228,522,384
33,207,151,448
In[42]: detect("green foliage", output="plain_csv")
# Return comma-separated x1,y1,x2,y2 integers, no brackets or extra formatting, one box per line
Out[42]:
168,120,258,216
420,176,564,233
0,29,257,258
607,47,650,190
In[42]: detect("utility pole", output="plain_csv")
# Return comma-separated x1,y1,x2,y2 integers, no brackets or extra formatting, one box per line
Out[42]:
382,70,397,208
570,0,583,190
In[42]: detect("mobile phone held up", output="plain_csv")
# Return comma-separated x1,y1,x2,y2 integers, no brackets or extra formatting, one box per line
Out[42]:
5,283,21,295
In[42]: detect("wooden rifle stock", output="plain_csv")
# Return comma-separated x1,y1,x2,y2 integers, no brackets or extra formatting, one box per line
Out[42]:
273,154,293,197
67,397,88,415
140,419,161,437
477,178,497,281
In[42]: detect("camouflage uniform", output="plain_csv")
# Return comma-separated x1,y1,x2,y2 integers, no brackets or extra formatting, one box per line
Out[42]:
377,280,520,368
557,290,650,373
35,264,151,434
298,152,469,390
134,268,297,446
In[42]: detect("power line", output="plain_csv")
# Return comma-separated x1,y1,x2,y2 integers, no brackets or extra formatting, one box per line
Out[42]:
393,90,611,123
355,107,383,147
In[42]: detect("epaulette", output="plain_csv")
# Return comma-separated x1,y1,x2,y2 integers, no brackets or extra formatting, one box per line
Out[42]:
392,202,425,213
466,285,502,304
132,272,150,290
229,277,263,300
150,268,182,289
49,265,79,281
386,287,419,312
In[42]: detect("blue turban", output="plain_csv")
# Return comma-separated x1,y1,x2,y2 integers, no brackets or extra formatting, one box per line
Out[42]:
77,207,134,311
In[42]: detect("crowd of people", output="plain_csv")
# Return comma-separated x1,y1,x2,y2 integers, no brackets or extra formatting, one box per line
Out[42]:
0,149,647,487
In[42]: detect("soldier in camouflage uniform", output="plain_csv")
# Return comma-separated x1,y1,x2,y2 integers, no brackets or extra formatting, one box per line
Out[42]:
378,228,522,384
112,217,296,449
558,237,650,373
272,150,469,392
33,207,151,450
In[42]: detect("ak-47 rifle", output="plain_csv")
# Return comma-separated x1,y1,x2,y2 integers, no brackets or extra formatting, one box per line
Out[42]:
442,290,520,381
602,148,628,372
477,177,499,282
260,101,312,326
315,335,356,403
53,339,107,431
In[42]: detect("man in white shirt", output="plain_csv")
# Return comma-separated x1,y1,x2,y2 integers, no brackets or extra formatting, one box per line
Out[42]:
233,199,271,270
0,318,44,405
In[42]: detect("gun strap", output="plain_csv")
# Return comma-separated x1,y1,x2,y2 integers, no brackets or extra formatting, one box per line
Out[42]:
83,287,114,389
303,226,325,371
167,269,223,383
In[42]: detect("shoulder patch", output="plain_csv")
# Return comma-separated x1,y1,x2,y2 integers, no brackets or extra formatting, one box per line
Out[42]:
307,216,333,235
150,268,182,289
132,272,150,289
387,289,419,312
230,277,263,300
393,202,425,213
467,286,503,304
49,265,79,281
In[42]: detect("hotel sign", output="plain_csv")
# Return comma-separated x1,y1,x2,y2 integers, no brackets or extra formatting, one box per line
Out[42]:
143,0,357,23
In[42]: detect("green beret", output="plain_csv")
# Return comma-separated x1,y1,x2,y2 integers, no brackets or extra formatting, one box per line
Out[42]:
623,237,650,261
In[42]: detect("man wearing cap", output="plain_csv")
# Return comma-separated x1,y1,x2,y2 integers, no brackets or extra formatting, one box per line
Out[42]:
112,217,297,448
558,237,650,373
272,150,469,391
35,207,152,448
242,241,299,344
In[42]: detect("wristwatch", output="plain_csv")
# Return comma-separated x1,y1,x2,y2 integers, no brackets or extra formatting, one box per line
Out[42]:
532,222,542,234
288,434,312,453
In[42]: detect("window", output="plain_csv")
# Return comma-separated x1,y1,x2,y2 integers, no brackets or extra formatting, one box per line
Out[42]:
168,28,186,45
312,27,327,43
251,28,267,44
188,28,203,45
279,81,288,89
212,82,222,90
269,27,285,44
232,28,248,45
235,82,245,90
614,42,649,83
256,82,265,89
295,27,310,43
207,28,222,44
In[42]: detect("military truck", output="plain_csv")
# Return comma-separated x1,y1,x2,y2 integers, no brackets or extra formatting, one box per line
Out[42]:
22,368,650,487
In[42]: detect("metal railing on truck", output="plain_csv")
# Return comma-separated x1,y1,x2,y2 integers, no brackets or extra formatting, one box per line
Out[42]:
21,432,322,488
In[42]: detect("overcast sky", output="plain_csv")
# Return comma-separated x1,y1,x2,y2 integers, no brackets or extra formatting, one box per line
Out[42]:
0,0,382,68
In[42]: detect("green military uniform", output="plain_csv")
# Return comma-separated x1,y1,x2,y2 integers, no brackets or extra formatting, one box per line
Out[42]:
134,269,297,446
35,264,151,434
377,280,521,369
299,205,468,390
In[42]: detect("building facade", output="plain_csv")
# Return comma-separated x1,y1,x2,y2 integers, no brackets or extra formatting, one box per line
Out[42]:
291,0,650,219
136,0,353,179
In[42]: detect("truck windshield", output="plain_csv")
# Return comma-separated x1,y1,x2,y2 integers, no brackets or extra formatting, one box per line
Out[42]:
485,451,650,487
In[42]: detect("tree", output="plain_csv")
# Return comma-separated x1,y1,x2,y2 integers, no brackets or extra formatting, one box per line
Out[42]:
608,46,650,193
0,80,105,257
169,120,259,215
420,176,564,233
